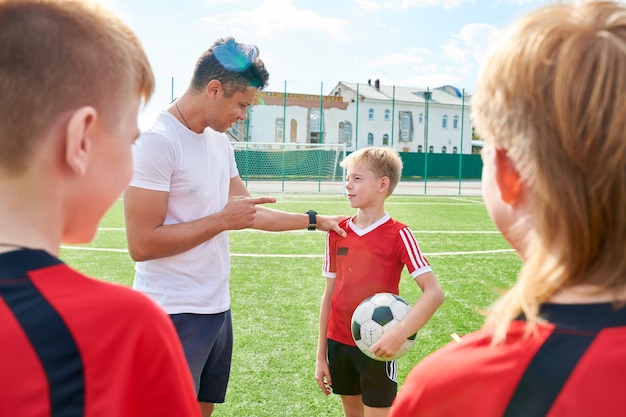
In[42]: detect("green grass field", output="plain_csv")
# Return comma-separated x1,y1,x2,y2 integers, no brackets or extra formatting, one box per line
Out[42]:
59,193,521,416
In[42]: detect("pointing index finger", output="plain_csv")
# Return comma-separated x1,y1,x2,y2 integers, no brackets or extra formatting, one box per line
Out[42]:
250,196,276,205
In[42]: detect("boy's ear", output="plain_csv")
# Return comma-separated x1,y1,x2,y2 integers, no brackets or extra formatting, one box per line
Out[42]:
495,148,522,205
64,106,98,176
379,176,390,193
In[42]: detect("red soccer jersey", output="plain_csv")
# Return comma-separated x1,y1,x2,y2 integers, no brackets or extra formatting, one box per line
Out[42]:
389,302,626,417
323,215,432,346
0,249,200,417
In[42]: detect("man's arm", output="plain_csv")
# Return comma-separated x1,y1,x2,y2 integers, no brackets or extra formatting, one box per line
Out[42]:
123,184,274,261
229,176,347,236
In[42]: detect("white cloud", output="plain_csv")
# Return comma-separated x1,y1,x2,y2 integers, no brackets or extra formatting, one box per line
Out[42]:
399,0,473,10
351,0,390,11
443,23,499,65
399,71,461,89
365,46,434,68
103,0,539,97
361,23,498,90
200,0,348,40
352,0,474,11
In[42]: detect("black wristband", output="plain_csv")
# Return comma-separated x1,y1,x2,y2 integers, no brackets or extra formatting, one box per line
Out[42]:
306,210,317,231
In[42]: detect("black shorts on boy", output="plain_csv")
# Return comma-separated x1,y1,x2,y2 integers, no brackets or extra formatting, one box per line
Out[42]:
327,338,398,407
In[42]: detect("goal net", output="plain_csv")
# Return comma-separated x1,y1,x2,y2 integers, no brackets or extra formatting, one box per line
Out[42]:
231,142,347,194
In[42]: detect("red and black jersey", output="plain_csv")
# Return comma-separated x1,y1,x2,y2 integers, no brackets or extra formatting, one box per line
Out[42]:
323,215,432,346
0,249,200,417
389,302,626,417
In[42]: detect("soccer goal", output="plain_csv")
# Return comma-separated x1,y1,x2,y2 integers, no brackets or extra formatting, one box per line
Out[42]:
231,142,347,194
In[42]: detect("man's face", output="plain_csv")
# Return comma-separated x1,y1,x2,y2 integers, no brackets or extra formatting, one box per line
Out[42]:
208,86,257,133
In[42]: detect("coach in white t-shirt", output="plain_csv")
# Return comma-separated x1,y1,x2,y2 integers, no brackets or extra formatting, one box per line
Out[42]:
123,37,345,417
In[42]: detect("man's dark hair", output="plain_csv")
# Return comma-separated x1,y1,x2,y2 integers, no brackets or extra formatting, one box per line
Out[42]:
190,37,269,96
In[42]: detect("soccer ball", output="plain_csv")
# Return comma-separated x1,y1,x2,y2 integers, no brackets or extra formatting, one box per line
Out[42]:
351,292,417,361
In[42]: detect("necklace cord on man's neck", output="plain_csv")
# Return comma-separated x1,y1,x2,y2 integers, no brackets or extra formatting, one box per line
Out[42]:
175,101,191,130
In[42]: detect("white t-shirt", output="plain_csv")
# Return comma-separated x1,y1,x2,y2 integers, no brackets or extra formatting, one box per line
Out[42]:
130,111,239,314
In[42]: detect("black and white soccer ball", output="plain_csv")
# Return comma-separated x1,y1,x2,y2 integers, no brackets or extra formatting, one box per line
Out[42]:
351,292,416,361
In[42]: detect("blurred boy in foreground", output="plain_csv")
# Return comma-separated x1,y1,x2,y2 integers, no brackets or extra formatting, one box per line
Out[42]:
0,1,200,415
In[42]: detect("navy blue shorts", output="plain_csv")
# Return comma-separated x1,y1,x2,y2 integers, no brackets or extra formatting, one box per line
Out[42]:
170,310,233,403
327,338,398,408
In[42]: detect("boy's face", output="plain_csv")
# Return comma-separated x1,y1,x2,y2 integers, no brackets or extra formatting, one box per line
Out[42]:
64,95,141,244
344,161,385,209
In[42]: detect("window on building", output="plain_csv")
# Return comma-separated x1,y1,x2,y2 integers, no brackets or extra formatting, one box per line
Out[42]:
418,113,423,124
399,111,412,142
368,133,374,145
417,145,423,153
429,145,434,153
383,134,389,146
275,118,284,142
309,109,322,143
453,146,458,154
384,109,390,121
453,115,459,129
442,146,447,154
368,108,374,120
290,119,297,142
339,122,352,145
442,115,448,129
310,111,321,132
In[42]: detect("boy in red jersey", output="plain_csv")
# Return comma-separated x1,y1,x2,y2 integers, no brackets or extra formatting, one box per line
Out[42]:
0,1,200,416
389,1,626,416
315,147,444,417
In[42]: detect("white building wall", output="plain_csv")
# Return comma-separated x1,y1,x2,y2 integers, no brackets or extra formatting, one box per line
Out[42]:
320,108,348,145
246,105,275,142
242,88,472,154
247,105,310,143
284,106,310,143
424,105,472,154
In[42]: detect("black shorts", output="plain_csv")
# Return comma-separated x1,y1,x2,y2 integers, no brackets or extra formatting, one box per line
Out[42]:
327,339,398,408
170,310,233,404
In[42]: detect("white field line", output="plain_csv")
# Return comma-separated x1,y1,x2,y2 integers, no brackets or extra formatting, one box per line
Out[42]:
385,202,482,205
96,228,500,234
231,230,501,234
60,245,514,257
260,201,482,205
448,197,484,205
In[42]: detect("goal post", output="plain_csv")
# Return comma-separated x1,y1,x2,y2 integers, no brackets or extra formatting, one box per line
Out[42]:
231,142,347,194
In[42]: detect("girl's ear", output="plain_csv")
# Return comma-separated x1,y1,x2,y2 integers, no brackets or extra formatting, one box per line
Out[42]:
495,148,522,205
64,106,97,176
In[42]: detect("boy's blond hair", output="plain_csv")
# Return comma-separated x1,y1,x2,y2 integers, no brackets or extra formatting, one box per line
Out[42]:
0,0,154,173
341,147,403,195
472,0,626,343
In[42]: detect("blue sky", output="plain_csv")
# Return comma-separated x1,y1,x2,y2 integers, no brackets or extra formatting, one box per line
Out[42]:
98,0,554,127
